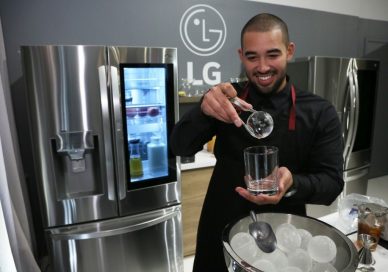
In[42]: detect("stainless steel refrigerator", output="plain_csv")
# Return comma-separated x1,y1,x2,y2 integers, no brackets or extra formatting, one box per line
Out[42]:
21,45,182,272
288,56,379,201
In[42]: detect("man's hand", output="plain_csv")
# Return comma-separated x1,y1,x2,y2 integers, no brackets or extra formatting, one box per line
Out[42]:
201,83,252,127
235,167,293,205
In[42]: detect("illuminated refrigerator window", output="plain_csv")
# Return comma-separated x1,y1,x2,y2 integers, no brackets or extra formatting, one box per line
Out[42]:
119,64,176,189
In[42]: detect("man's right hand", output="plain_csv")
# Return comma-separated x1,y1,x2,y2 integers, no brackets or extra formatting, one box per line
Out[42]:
201,83,252,127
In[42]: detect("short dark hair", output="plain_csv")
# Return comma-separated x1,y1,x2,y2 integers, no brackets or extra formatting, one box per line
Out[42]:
241,13,290,47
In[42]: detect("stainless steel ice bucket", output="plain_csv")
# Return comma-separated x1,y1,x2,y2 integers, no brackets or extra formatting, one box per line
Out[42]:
222,213,358,272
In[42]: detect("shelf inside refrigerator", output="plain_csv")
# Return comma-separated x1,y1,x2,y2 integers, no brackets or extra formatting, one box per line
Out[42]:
126,122,163,134
130,159,168,182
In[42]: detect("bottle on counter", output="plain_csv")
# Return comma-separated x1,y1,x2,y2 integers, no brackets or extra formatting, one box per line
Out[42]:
207,136,216,153
147,136,167,172
129,138,143,177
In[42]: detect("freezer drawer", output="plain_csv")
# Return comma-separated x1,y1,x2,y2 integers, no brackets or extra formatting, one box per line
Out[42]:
343,166,369,196
46,205,183,272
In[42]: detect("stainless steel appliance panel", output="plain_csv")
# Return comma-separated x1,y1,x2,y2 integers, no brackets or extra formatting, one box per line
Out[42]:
288,56,379,197
107,46,180,216
22,45,118,227
47,205,183,272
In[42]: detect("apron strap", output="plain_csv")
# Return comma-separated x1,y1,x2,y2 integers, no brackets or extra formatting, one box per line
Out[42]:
288,85,296,131
239,83,297,131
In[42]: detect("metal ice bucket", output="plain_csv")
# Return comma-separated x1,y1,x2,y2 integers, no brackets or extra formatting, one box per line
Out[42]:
222,213,358,272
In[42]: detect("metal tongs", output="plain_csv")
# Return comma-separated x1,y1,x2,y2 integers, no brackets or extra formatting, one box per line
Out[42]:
229,97,274,139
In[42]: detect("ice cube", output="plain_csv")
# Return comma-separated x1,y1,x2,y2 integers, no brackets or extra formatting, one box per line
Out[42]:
275,223,301,253
287,248,313,271
311,262,338,272
261,248,288,270
251,259,277,272
297,228,312,250
307,235,337,263
279,267,303,272
230,232,261,264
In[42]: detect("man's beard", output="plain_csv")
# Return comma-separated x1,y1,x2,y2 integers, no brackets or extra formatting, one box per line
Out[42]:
249,72,287,97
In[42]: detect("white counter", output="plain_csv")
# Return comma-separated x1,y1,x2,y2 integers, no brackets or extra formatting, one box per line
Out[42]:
180,150,216,171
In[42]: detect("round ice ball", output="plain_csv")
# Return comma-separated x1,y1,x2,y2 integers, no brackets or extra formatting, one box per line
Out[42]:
275,223,301,253
230,232,260,263
311,262,338,272
287,248,313,272
251,259,277,272
261,248,288,270
297,228,312,250
279,267,303,272
307,235,337,263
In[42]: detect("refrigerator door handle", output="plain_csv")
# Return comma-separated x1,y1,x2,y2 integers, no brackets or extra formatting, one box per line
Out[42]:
343,59,357,168
351,58,360,144
98,65,117,201
344,167,369,182
109,65,127,200
49,206,180,240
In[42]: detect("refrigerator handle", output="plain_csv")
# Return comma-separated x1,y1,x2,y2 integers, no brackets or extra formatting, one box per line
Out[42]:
343,59,357,168
109,66,127,200
98,66,117,201
351,58,360,146
50,206,181,240
344,167,369,182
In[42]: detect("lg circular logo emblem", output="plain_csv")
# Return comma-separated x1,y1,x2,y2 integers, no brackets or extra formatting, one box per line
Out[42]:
180,4,227,56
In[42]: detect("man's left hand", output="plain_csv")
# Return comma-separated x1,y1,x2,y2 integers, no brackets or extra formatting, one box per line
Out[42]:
235,167,293,205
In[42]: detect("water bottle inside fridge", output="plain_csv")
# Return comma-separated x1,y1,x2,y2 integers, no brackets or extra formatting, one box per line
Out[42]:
147,136,167,174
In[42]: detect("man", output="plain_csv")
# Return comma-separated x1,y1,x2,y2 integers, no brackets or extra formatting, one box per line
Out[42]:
171,13,344,271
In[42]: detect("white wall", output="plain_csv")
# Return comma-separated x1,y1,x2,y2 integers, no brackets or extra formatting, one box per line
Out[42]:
248,0,388,22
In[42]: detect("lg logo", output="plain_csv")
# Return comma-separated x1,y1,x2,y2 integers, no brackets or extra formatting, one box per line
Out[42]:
179,4,226,85
180,4,227,56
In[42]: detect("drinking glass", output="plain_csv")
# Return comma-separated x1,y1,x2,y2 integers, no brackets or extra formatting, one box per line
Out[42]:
243,146,279,195
357,203,388,251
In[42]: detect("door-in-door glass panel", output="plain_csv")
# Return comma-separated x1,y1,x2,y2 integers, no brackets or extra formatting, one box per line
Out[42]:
119,63,177,190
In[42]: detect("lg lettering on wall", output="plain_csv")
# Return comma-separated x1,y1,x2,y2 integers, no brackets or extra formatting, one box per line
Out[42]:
179,4,227,86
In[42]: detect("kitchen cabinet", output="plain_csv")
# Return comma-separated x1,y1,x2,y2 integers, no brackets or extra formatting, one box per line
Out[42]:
181,167,213,256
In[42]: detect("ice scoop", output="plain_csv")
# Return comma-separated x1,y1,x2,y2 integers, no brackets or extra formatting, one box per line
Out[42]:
248,210,277,253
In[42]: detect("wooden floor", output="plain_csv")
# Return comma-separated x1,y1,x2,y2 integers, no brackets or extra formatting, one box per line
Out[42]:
181,167,212,256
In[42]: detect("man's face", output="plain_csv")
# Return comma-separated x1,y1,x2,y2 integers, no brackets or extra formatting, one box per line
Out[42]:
238,29,295,95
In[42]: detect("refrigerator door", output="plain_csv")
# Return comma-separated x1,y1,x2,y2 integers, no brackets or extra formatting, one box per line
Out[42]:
288,57,378,171
46,205,183,272
346,59,379,170
22,45,118,227
289,56,379,197
343,166,369,196
107,46,180,216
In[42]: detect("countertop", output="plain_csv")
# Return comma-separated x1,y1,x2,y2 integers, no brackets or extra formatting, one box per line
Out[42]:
180,149,216,171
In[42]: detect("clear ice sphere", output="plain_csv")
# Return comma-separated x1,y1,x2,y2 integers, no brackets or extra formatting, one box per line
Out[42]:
230,232,261,264
311,262,338,272
251,259,277,272
279,267,303,272
287,248,313,271
297,228,312,250
261,248,288,270
275,223,301,253
307,235,337,263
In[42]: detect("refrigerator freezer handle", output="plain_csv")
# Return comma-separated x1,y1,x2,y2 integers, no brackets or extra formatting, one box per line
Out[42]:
343,59,358,168
98,66,117,201
110,66,127,200
351,58,360,145
50,206,181,240
345,167,369,182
